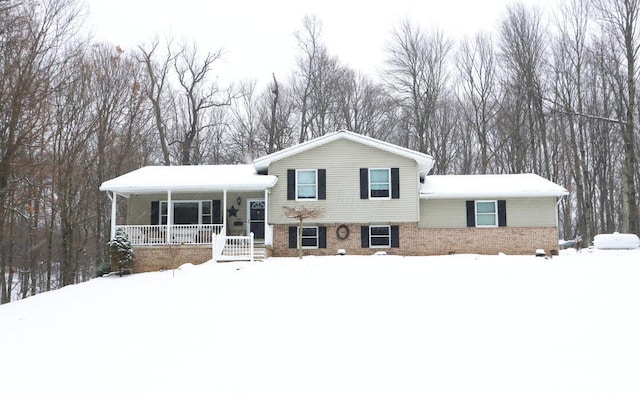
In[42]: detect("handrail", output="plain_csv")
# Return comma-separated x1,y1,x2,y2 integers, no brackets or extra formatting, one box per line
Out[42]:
117,224,224,246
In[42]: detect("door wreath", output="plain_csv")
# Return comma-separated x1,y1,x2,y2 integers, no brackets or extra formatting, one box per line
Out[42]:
336,224,350,240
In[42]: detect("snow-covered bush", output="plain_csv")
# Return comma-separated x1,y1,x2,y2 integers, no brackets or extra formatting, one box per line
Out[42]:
107,228,135,276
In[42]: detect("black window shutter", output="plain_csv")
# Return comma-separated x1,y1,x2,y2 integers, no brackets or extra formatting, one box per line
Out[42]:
391,168,400,199
361,226,369,247
287,169,295,200
466,200,475,227
391,225,400,248
319,226,327,248
360,168,368,199
212,200,221,224
288,226,297,248
318,169,326,200
151,201,159,225
498,200,507,227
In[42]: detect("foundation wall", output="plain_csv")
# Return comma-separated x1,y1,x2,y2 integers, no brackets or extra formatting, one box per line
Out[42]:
129,224,559,272
272,223,559,257
132,245,212,273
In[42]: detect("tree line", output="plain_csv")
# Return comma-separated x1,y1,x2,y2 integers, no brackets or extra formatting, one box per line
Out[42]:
1,0,639,302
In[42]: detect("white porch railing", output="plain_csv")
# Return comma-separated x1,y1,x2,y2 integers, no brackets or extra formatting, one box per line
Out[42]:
212,233,254,262
118,224,224,246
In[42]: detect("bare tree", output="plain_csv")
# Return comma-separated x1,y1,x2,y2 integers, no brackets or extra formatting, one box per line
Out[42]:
0,0,83,301
138,37,176,165
498,3,551,175
456,32,500,173
551,0,595,241
384,20,453,170
292,15,323,143
173,43,232,165
260,74,295,154
337,70,393,139
592,0,640,234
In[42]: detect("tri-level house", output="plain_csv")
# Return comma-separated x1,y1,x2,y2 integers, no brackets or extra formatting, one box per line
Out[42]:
100,130,568,271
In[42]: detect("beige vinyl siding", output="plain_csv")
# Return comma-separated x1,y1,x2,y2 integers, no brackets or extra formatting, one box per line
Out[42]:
419,197,558,228
269,139,420,224
126,192,264,225
506,197,558,227
419,199,467,228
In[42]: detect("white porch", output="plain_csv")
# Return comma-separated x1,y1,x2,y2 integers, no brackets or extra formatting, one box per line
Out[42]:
99,164,278,249
116,224,224,246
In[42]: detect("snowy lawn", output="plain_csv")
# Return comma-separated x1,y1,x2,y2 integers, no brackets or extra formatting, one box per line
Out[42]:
1,250,639,395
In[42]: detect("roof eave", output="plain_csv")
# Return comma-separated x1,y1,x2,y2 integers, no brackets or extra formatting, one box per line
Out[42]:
420,191,569,199
99,181,278,195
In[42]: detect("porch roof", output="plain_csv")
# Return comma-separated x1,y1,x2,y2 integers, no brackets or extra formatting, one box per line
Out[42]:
100,164,277,197
420,173,569,199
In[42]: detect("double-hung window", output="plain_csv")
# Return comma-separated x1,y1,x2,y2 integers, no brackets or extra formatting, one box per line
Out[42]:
361,225,399,248
300,226,319,248
475,200,498,227
296,169,318,200
287,169,326,201
159,200,214,225
369,168,390,198
288,226,327,249
360,168,399,199
370,225,391,247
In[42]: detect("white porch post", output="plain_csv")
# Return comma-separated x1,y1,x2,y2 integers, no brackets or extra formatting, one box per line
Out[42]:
109,192,117,240
167,190,172,243
264,189,269,244
223,189,227,235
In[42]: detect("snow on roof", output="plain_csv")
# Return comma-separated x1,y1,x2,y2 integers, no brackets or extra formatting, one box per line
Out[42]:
420,173,569,199
99,164,277,196
253,130,435,176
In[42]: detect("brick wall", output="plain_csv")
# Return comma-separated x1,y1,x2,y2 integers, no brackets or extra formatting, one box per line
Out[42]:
272,223,559,257
132,245,212,273
401,224,559,256
131,224,558,272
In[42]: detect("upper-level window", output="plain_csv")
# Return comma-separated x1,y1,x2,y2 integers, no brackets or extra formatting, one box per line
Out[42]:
296,169,317,200
360,167,399,200
475,200,498,227
369,168,390,198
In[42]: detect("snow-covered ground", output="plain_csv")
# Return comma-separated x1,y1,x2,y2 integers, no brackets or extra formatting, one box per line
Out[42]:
1,250,639,395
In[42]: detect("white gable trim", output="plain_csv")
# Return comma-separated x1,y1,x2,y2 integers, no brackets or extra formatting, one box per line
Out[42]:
253,130,435,176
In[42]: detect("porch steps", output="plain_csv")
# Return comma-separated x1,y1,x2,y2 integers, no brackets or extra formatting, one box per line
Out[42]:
253,244,268,261
216,244,268,261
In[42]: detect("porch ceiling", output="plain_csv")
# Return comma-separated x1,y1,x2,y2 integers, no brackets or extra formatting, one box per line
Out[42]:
100,164,277,197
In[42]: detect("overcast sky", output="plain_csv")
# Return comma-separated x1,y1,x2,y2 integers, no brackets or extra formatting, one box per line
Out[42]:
85,0,558,84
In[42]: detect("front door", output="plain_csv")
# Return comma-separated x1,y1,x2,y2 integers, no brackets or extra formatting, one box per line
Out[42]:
247,199,265,240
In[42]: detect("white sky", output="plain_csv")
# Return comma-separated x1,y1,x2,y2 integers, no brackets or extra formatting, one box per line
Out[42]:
84,0,558,84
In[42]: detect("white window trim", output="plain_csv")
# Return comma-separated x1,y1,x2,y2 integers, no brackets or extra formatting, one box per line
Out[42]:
369,225,391,248
475,200,498,228
160,200,212,225
298,226,319,249
295,169,318,201
368,168,391,200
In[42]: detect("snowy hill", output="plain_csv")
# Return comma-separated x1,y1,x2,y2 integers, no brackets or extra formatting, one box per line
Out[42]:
1,251,639,395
